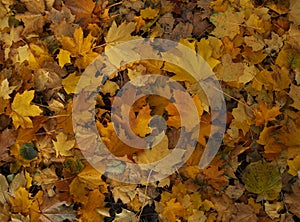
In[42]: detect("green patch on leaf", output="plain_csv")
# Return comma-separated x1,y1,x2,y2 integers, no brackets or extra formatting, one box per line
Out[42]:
20,142,38,160
242,161,282,200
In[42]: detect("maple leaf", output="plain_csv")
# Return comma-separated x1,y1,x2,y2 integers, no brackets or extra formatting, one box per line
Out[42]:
79,189,105,221
10,187,33,214
257,126,286,160
242,161,282,200
105,21,140,47
230,101,253,136
69,164,107,205
52,132,75,157
39,200,76,222
10,90,43,129
134,136,170,164
97,121,145,157
167,89,201,132
129,104,153,137
161,198,185,221
57,49,71,68
203,164,228,190
140,7,160,19
61,27,98,68
254,102,281,126
216,54,244,82
197,38,221,69
0,79,16,99
210,6,244,39
62,72,81,94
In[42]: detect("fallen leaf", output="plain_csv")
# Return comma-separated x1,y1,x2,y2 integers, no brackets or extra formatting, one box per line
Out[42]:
140,7,160,19
114,208,138,222
10,187,32,214
210,6,244,39
52,132,75,157
105,21,140,47
10,90,43,129
242,161,282,200
0,79,17,99
62,72,81,94
254,102,281,126
57,49,71,67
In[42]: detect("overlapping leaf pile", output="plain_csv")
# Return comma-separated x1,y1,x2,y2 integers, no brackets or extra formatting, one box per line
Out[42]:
0,0,300,221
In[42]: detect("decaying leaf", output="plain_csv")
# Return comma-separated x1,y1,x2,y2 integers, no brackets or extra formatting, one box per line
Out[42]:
242,161,282,200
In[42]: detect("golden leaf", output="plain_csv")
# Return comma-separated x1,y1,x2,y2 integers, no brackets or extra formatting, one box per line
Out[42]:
140,7,160,19
62,72,81,94
197,38,221,69
79,189,105,221
105,21,140,46
57,49,71,67
61,27,98,68
10,187,32,214
52,132,75,157
11,90,43,129
129,104,153,137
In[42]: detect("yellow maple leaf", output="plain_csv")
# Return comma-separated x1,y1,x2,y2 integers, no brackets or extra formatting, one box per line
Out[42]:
69,164,107,204
162,198,185,221
114,209,139,222
62,72,81,94
11,90,43,129
105,21,140,46
0,79,16,99
79,189,105,221
57,49,71,67
129,105,152,137
140,7,160,19
52,132,75,157
12,45,30,64
61,27,98,69
28,43,53,70
254,102,281,126
10,187,32,214
197,38,220,69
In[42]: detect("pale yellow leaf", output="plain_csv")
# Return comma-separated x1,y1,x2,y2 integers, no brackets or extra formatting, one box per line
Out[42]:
52,132,75,157
0,79,16,100
105,21,140,46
